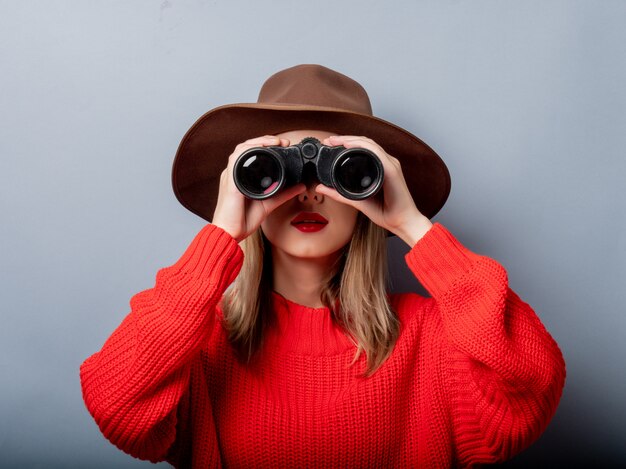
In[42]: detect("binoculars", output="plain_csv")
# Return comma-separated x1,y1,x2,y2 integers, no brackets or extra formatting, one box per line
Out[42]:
233,137,384,201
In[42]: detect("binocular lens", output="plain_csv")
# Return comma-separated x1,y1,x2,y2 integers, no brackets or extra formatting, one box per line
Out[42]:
335,152,380,194
237,151,281,195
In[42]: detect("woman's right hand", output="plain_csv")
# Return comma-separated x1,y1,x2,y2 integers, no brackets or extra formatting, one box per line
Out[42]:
211,135,307,243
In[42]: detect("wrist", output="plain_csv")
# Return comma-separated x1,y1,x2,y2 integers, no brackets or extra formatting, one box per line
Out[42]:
211,221,241,243
395,216,433,248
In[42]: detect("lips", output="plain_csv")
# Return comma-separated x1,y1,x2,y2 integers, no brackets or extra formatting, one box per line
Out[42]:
290,211,329,225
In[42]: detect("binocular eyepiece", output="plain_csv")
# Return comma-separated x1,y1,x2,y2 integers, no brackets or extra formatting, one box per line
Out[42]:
233,137,384,201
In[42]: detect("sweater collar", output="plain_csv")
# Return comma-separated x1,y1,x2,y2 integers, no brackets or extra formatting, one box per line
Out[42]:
266,290,356,356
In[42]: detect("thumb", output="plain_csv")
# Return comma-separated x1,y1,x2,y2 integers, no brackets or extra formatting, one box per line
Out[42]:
314,184,353,206
262,183,307,213
315,183,376,215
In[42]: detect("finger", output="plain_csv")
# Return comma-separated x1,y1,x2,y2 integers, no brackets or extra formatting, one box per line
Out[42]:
262,183,307,213
326,135,348,146
314,184,359,210
327,135,381,152
327,135,363,143
321,135,340,145
232,136,282,155
235,137,289,154
234,141,278,153
328,135,378,146
329,137,387,161
314,183,344,198
244,135,282,144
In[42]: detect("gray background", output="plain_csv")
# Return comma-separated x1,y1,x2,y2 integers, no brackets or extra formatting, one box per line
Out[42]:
1,0,624,467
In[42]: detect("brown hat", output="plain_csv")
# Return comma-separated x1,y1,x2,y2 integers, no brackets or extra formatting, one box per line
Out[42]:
171,64,451,231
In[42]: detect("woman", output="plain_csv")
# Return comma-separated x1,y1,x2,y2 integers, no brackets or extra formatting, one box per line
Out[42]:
80,64,566,468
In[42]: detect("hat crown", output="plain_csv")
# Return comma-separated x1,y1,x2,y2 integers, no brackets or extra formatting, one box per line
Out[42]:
257,64,373,116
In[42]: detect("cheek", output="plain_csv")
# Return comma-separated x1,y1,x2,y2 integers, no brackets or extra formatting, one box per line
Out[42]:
333,209,358,238
261,208,286,233
261,211,296,247
260,218,280,242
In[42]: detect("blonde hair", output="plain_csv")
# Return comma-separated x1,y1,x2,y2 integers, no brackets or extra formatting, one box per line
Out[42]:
219,212,400,378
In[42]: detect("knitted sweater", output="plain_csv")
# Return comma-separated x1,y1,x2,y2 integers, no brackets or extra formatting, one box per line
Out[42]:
79,222,566,468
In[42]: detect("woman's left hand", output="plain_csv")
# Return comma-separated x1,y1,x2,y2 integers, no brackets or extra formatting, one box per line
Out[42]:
317,135,433,245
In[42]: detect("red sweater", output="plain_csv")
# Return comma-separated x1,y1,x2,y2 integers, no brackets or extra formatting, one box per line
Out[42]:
79,222,566,468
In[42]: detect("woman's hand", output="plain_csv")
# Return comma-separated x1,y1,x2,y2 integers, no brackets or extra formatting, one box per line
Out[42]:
317,135,433,246
212,135,307,243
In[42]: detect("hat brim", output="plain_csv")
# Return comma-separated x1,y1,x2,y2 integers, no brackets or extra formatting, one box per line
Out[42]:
171,103,451,236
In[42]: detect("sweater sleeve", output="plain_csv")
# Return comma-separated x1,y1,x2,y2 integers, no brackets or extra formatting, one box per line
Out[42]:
79,223,243,463
404,222,566,467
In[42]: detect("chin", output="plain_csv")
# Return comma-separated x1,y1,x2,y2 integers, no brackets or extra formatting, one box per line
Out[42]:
285,241,333,258
264,226,351,257
280,236,337,257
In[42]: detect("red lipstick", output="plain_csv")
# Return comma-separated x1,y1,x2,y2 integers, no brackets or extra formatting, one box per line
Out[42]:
290,211,328,232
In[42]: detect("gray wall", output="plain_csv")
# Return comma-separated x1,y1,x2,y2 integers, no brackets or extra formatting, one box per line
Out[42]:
1,1,624,467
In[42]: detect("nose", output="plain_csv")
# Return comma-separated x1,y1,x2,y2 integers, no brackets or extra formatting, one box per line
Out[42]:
297,181,324,204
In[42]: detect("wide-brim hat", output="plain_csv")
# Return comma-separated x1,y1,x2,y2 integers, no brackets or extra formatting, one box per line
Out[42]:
172,64,450,235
